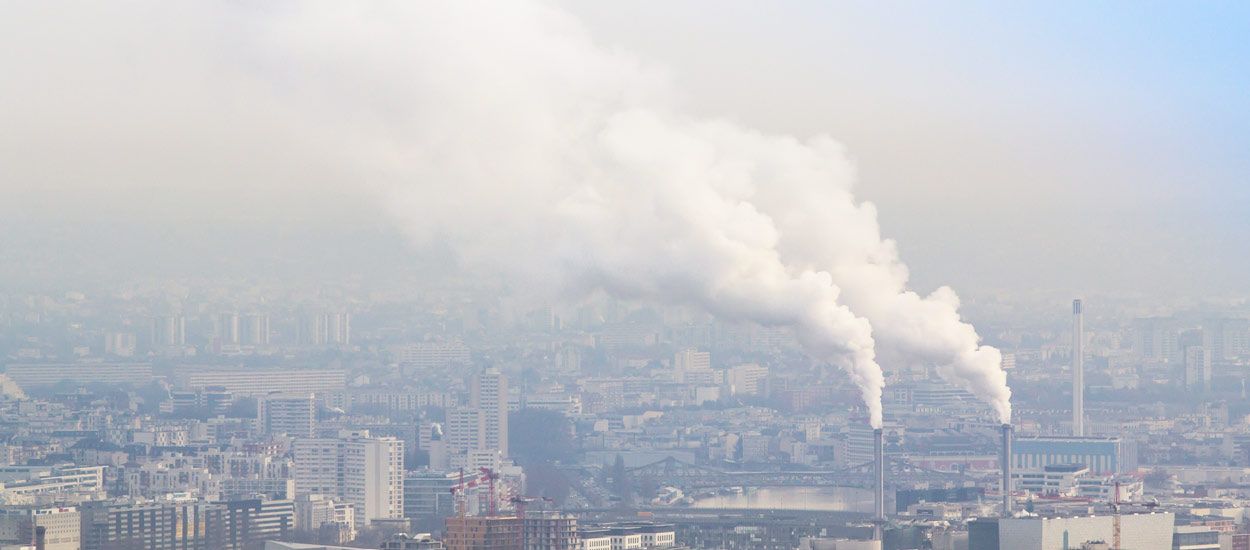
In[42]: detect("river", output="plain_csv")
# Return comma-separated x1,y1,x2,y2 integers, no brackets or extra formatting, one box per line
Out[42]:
689,486,874,512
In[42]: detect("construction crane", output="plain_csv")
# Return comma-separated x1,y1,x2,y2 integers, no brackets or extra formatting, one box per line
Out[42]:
478,467,501,516
449,468,483,517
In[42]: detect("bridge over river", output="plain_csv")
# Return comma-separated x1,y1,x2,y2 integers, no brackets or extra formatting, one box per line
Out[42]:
624,455,974,490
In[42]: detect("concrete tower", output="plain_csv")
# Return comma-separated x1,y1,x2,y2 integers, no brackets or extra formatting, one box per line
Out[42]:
873,428,885,540
1072,299,1084,436
1001,424,1013,516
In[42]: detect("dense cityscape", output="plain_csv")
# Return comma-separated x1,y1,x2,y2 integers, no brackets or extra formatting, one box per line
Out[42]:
3,1,1248,550
2,281,1250,549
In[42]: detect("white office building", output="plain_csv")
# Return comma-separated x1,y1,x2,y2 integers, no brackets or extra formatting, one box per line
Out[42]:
293,430,404,526
996,512,1174,550
259,392,316,438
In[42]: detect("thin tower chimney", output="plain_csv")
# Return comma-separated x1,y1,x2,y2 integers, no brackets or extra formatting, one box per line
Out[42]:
1073,299,1084,436
873,427,885,539
1001,424,1013,516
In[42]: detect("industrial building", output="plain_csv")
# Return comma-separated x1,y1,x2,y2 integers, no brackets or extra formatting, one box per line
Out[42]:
969,512,1175,550
1011,436,1136,474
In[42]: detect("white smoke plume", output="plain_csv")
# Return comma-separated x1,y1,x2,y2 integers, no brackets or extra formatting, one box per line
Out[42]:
0,1,1011,426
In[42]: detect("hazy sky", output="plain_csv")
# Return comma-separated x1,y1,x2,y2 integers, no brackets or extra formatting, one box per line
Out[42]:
1,1,1246,297
560,2,1250,296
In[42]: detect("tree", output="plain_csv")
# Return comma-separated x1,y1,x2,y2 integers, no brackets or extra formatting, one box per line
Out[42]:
612,454,632,506
508,409,574,465
524,462,573,505
227,396,258,418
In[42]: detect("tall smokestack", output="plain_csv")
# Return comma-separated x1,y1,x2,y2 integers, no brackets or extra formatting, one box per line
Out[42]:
1073,299,1084,436
873,427,885,538
1001,424,1013,516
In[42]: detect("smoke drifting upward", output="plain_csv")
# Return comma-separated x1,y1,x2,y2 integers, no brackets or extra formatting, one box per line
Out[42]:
0,1,1010,426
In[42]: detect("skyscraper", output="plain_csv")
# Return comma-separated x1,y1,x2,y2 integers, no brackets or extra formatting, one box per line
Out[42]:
242,313,271,346
151,315,186,349
1134,317,1181,363
217,312,241,346
1184,346,1212,392
472,368,509,458
299,312,352,347
293,430,404,526
258,392,316,438
1072,299,1084,437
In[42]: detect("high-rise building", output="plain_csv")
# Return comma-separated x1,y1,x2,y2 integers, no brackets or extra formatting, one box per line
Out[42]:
300,312,351,347
258,392,316,438
151,315,187,348
79,497,291,550
674,348,710,372
726,364,769,396
222,498,295,549
217,313,241,345
1204,318,1249,362
1185,345,1213,392
0,505,81,550
293,494,356,543
293,430,404,527
403,471,459,522
243,313,271,346
1072,299,1084,437
327,312,350,346
445,408,485,458
80,498,225,550
103,332,137,357
471,368,509,458
1134,317,1180,363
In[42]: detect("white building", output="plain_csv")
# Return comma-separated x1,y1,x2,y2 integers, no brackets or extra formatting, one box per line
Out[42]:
674,349,710,372
473,369,509,458
578,523,675,550
0,506,80,550
293,430,404,526
725,364,768,396
796,538,881,550
179,367,346,396
1184,345,1212,392
996,512,1174,550
259,392,316,438
446,369,511,462
392,341,471,371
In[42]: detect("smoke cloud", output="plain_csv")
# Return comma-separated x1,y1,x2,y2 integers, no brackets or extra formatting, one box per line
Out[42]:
0,0,1010,426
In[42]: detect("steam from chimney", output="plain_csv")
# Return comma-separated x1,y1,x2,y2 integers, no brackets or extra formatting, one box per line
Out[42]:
0,1,1014,428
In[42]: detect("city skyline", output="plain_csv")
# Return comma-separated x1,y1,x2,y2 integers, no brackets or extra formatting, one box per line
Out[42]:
1,2,1248,550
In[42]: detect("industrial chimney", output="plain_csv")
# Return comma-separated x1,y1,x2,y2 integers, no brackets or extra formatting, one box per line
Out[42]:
873,427,885,538
1001,423,1013,516
1073,299,1084,436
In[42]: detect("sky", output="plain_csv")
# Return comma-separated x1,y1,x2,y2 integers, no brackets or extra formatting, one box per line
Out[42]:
1,1,1247,298
560,1,1250,296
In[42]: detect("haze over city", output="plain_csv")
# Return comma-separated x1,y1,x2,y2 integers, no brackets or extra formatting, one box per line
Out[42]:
0,2,1248,550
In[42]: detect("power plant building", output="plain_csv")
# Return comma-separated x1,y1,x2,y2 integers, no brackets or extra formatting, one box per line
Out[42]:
1011,436,1135,475
969,512,1175,550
